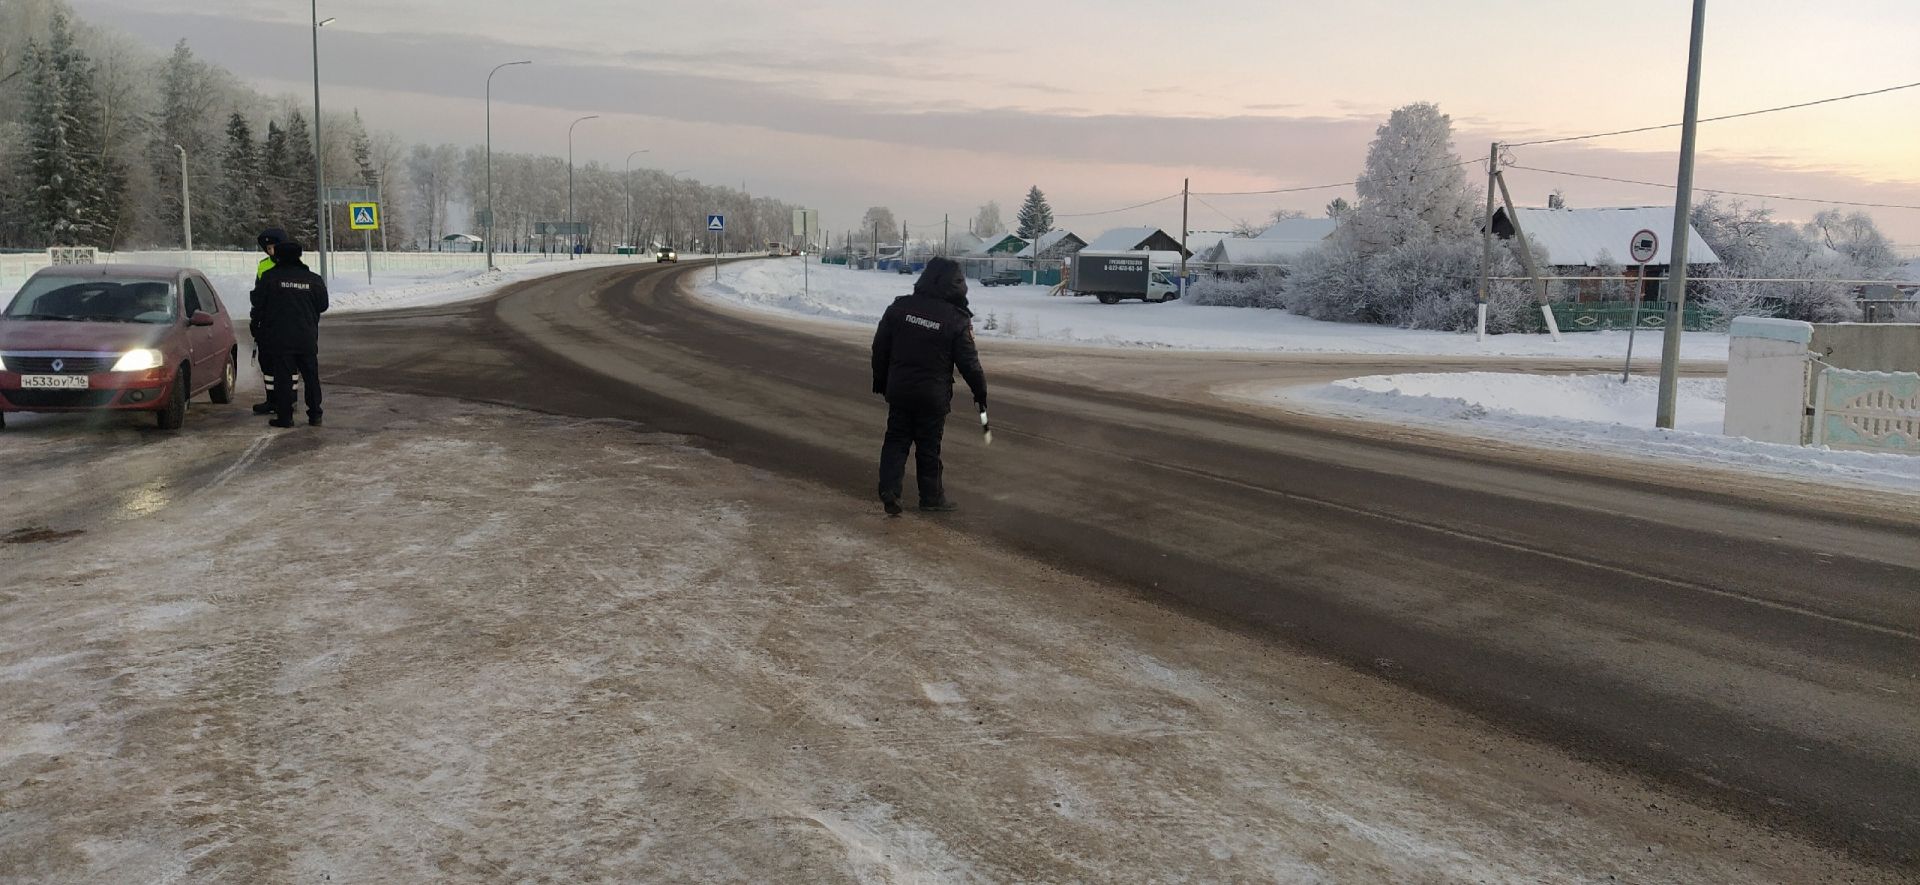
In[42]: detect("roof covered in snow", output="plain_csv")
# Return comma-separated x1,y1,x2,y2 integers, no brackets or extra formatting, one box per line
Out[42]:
1492,206,1720,266
1897,257,1920,283
1253,218,1338,243
1084,226,1190,256
1014,230,1084,258
1209,237,1316,264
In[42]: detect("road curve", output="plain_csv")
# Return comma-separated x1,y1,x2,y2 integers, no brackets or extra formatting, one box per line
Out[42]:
325,260,1920,872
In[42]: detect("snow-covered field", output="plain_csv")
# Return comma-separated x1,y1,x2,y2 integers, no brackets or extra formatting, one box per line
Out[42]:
697,260,1732,360
2,253,645,320
1255,372,1920,493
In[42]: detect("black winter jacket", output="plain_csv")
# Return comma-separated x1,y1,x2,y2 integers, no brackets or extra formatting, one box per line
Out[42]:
871,291,987,408
249,245,329,354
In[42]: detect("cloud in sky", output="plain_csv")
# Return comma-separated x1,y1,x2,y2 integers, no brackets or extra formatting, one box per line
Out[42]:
75,0,1920,242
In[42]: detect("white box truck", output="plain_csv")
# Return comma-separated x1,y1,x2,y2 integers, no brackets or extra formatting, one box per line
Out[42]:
1069,251,1180,304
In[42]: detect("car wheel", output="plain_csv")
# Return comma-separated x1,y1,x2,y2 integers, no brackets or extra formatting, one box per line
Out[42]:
156,371,187,430
1096,293,1119,305
209,351,237,404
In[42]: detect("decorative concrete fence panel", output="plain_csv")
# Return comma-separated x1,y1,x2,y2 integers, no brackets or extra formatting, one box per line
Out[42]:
1813,369,1920,454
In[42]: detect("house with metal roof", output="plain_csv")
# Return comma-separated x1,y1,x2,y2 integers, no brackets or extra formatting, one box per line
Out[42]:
1490,206,1719,270
969,233,1028,256
1083,226,1191,257
1014,230,1088,260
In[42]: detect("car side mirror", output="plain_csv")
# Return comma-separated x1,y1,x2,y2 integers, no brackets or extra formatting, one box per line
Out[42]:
189,311,215,327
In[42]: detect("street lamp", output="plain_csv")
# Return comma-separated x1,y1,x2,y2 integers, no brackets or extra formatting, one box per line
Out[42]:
310,6,334,278
624,149,650,255
566,114,599,260
485,60,532,270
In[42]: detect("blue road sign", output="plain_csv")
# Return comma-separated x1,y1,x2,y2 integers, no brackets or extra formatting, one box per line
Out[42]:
707,214,726,232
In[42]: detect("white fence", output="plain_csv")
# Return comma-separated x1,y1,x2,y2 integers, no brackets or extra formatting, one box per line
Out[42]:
1812,369,1920,455
2,249,663,292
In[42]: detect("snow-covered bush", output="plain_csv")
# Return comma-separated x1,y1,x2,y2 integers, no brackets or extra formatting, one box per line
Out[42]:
1185,272,1285,309
1288,237,1537,332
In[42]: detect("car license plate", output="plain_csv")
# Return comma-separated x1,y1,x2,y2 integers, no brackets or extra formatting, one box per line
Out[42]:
20,374,89,389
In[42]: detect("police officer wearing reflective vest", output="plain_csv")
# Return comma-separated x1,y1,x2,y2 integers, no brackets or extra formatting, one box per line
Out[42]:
871,257,988,515
249,228,292,415
249,241,329,428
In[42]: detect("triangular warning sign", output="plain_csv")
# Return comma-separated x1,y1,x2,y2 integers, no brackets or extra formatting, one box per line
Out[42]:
354,207,374,224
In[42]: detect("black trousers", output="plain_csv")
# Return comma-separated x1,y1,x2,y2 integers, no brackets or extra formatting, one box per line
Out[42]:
259,348,296,402
264,351,322,420
878,397,949,505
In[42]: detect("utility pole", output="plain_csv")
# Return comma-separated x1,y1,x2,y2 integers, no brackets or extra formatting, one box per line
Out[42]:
174,145,192,264
943,213,949,257
1179,177,1190,298
1656,0,1708,430
1477,141,1500,342
902,221,909,269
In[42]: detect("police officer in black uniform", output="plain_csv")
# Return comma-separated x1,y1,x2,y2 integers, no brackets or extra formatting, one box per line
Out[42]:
250,228,290,415
249,241,330,428
871,257,988,515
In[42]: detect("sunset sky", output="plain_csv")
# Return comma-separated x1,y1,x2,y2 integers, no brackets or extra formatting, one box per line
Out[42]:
76,0,1920,244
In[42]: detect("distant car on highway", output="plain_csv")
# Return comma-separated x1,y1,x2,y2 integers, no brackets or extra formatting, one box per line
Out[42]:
979,269,1024,288
0,264,238,430
656,247,678,263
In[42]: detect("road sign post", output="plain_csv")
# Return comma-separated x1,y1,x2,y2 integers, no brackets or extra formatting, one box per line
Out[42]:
1623,229,1659,384
349,202,381,285
708,214,726,282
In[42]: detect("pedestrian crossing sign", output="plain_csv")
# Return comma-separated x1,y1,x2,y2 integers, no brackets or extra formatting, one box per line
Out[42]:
707,214,726,232
349,202,380,231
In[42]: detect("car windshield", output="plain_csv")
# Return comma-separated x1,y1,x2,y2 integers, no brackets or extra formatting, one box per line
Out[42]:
3,276,178,324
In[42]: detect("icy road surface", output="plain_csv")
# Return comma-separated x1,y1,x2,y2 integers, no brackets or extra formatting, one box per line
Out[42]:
0,389,1893,882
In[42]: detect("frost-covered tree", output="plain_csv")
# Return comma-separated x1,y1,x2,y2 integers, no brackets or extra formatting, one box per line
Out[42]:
973,201,1003,238
258,120,288,229
1591,249,1634,301
1804,209,1896,274
218,111,260,247
1015,186,1053,240
1690,197,1863,325
1282,102,1502,331
860,206,897,240
1341,101,1478,251
280,109,318,246
21,11,119,245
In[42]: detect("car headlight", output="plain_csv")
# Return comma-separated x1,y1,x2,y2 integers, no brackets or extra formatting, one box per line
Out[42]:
112,349,164,372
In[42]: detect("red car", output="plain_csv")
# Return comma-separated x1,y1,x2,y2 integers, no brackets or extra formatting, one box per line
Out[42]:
0,264,239,430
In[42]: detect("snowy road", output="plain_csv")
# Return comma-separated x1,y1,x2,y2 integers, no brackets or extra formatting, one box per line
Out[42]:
5,390,1885,883
3,260,1915,880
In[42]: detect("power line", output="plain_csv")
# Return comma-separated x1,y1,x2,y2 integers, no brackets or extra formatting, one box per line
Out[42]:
1506,79,1920,148
1502,162,1920,211
1190,194,1242,227
1053,192,1182,219
1193,158,1482,197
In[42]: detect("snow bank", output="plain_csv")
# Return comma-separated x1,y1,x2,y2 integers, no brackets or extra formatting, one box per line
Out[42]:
696,260,1730,360
1264,372,1920,493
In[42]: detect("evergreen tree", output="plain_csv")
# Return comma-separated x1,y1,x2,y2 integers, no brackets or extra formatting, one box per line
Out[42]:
1015,186,1052,241
21,11,116,245
148,40,214,248
219,111,260,247
282,109,318,246
258,120,287,230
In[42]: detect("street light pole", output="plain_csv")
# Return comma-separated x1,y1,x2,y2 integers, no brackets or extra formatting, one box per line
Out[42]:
624,149,650,256
310,3,332,278
1655,0,1707,429
566,114,599,260
174,145,192,264
485,60,531,270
